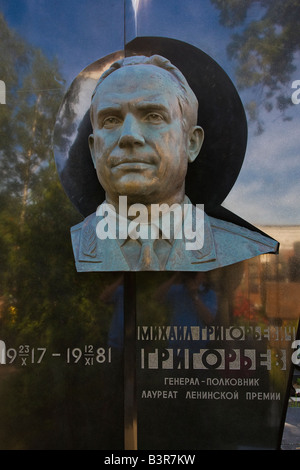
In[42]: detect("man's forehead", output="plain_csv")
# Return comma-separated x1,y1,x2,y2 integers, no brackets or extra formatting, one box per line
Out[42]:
94,93,170,109
93,63,180,101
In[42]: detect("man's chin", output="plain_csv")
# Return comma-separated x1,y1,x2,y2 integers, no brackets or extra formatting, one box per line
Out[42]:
113,180,159,204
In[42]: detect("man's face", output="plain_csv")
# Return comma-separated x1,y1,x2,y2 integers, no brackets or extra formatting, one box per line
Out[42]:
89,64,201,207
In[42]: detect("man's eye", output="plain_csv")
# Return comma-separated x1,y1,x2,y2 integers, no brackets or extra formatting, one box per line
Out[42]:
102,116,121,128
144,113,164,123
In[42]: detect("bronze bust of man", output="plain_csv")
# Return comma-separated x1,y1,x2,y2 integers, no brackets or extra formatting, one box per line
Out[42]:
69,54,278,272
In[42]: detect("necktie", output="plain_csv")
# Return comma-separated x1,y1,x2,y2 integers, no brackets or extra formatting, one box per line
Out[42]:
137,238,160,270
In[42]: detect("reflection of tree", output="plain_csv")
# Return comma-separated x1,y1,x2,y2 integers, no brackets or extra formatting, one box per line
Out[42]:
211,0,300,133
0,15,65,218
0,15,123,449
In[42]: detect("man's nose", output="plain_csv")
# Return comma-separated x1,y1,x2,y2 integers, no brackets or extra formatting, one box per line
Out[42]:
118,114,145,148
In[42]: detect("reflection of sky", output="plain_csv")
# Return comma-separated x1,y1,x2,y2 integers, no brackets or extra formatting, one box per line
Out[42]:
0,0,299,226
0,0,124,83
223,112,300,225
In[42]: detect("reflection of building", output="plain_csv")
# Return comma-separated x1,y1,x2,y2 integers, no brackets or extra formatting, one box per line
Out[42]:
233,226,300,321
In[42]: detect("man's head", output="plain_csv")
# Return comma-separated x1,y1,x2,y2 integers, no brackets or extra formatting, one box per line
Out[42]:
88,55,204,207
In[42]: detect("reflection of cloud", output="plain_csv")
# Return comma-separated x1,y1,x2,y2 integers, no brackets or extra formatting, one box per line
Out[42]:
223,114,300,225
246,119,300,175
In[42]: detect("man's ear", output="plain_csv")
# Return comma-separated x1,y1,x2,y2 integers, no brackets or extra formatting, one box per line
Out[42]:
187,126,204,163
88,134,96,168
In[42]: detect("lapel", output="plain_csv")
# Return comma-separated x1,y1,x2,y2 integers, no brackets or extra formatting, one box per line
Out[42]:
77,213,130,270
165,210,217,270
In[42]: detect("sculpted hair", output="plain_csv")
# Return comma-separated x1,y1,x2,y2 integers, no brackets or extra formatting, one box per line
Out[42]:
90,55,198,131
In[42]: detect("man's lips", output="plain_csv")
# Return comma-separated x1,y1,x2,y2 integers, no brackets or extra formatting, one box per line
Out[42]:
109,156,157,169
